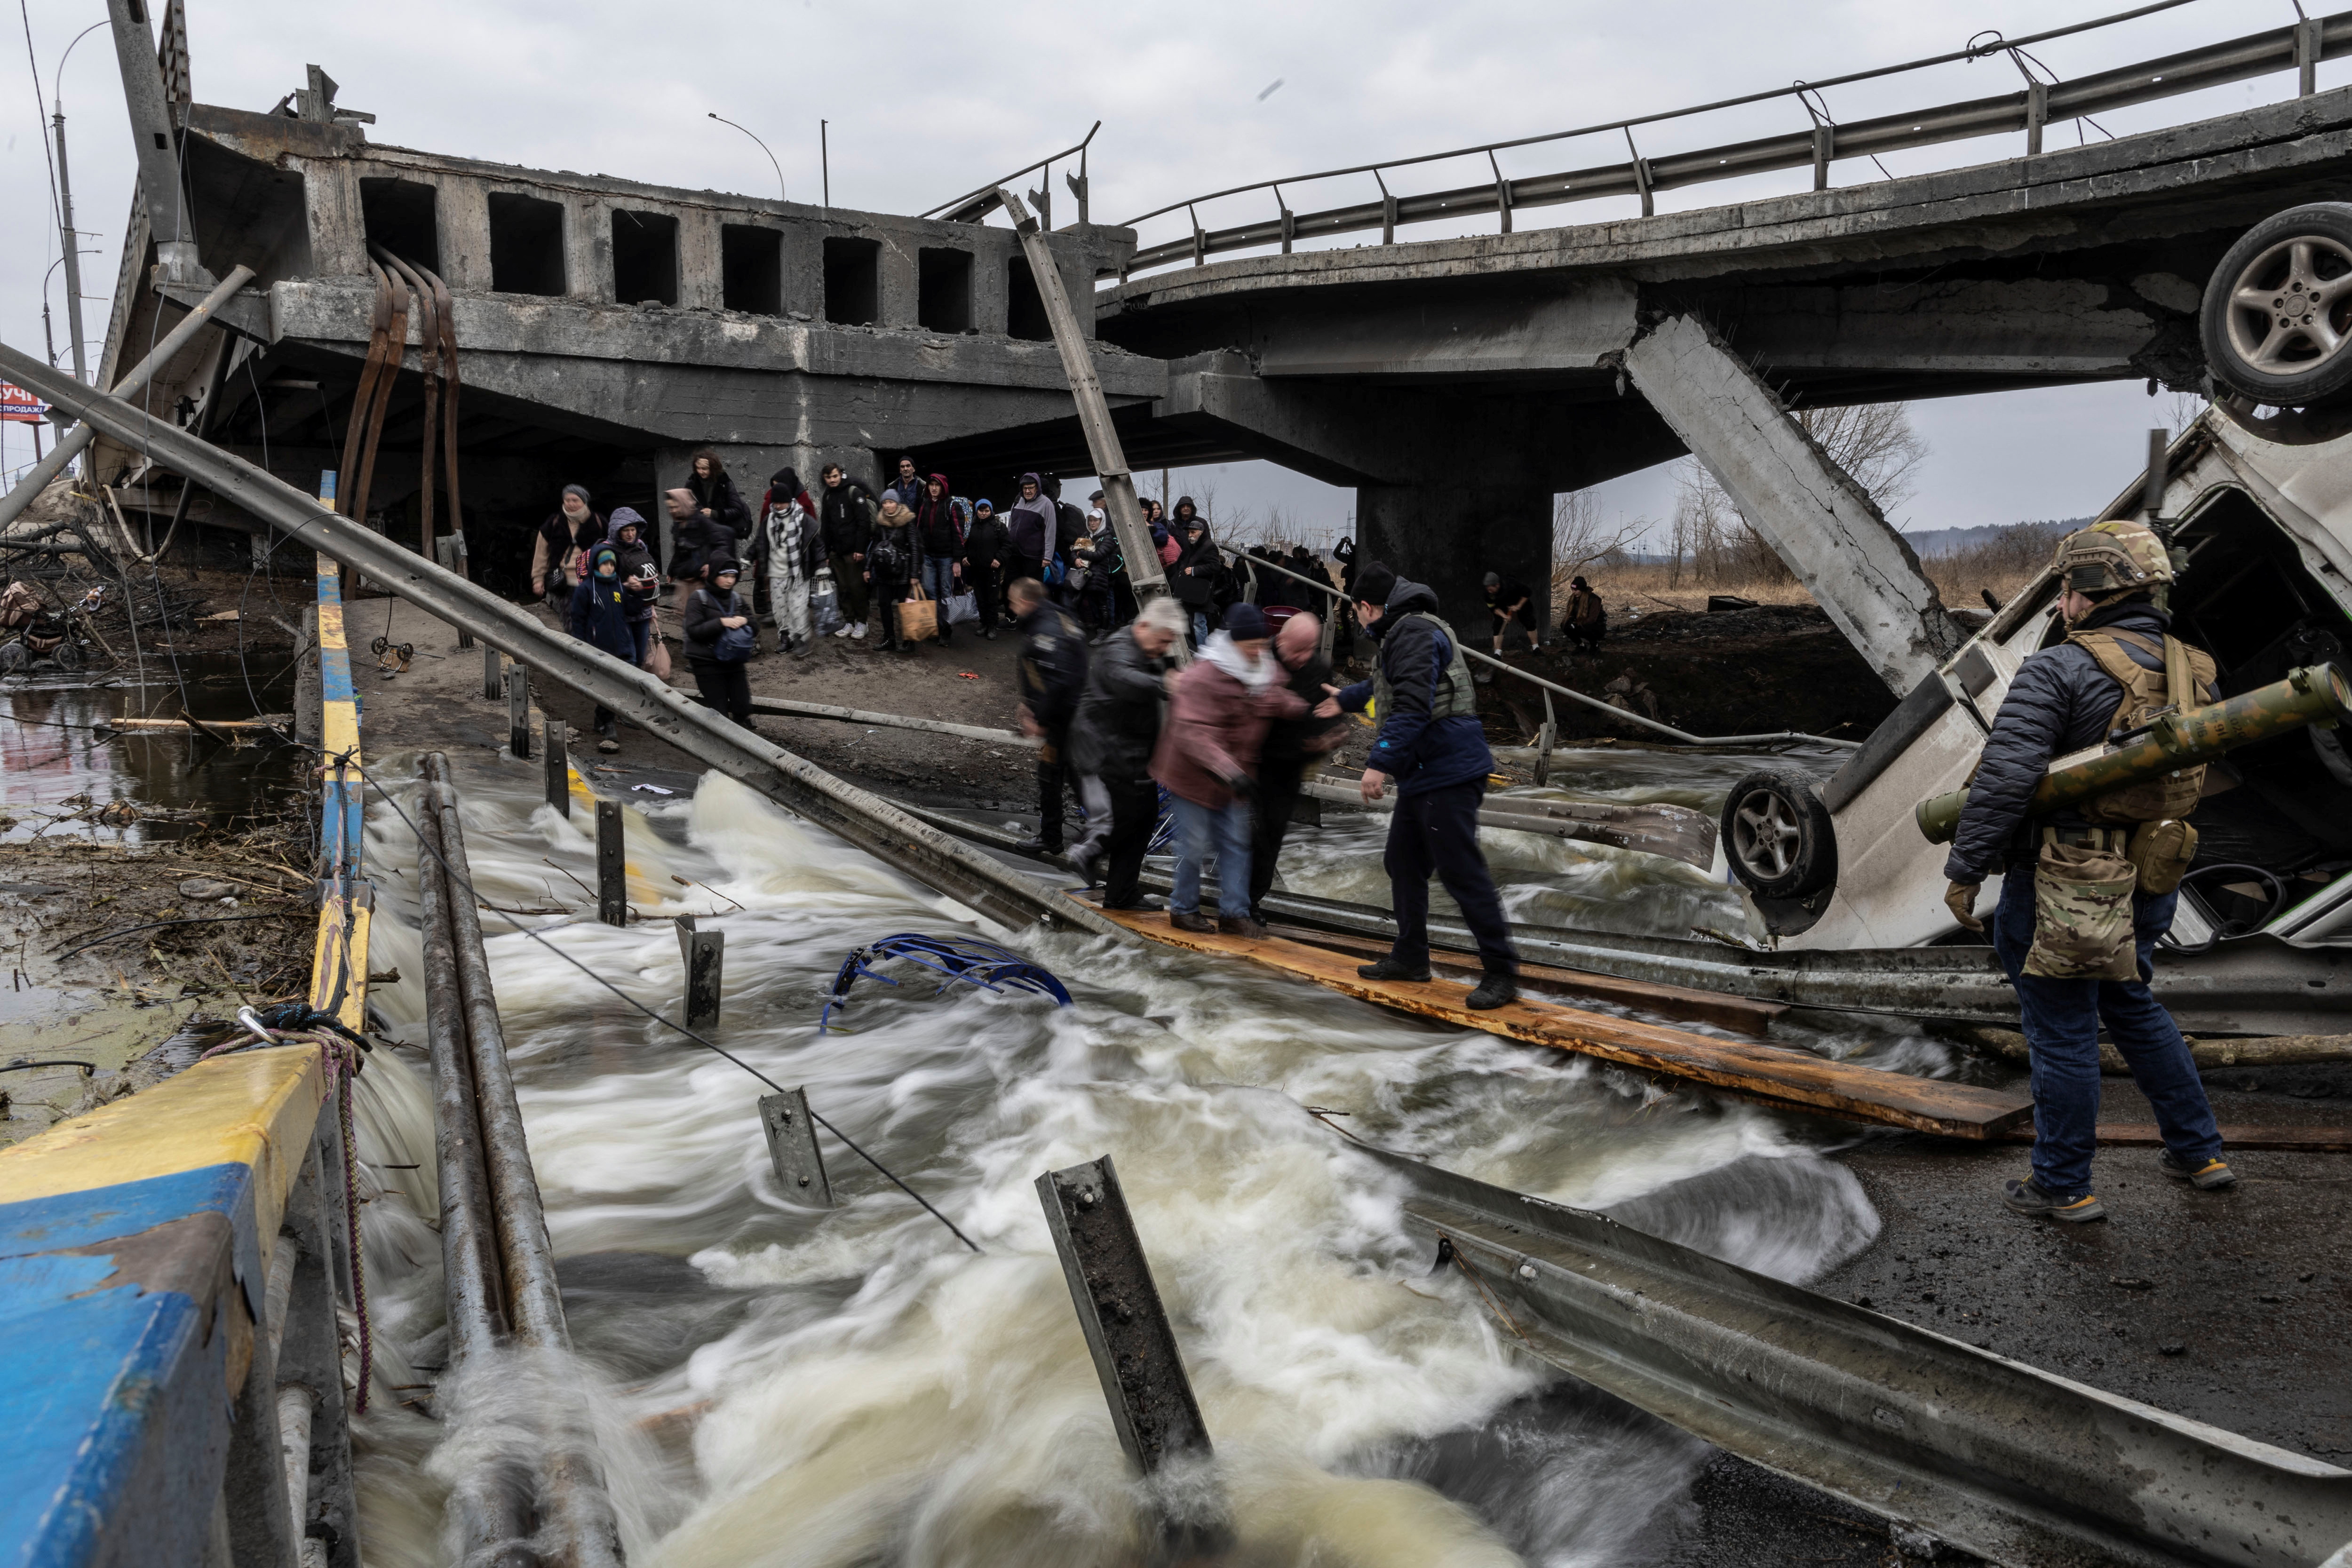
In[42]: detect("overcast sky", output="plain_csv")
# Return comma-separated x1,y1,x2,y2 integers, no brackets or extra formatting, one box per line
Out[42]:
3,0,2330,541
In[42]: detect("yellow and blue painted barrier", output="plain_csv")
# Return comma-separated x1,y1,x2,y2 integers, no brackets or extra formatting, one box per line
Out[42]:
0,516,370,1564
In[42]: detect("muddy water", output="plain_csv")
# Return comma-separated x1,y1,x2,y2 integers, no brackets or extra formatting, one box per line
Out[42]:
0,655,300,843
339,741,1944,1568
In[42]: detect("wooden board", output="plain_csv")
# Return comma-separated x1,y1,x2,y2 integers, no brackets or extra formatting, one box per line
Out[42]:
1263,922,1786,1037
1097,906,2035,1139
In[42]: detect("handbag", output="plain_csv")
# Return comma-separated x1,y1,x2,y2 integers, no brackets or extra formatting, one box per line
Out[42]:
810,569,843,636
898,581,939,643
646,621,673,679
704,589,757,662
944,588,979,625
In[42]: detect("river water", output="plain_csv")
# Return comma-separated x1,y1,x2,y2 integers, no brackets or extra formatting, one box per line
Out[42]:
326,742,1938,1567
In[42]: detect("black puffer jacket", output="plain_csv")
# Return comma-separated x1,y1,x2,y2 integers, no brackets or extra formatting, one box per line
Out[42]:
1069,628,1168,782
1016,599,1089,736
1946,598,2216,883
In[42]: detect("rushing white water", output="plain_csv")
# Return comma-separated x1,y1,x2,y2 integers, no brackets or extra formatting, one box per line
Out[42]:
343,750,1908,1567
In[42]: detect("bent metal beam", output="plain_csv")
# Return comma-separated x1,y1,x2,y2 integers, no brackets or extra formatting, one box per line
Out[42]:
1364,1138,2352,1568
0,338,1121,942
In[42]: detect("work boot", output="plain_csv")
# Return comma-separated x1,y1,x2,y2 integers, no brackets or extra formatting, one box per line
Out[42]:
1357,955,1432,983
983,627,999,641
1013,836,1061,857
2002,1178,2106,1223
1218,915,1268,939
1465,972,1518,1011
2157,1149,2240,1190
1169,910,1216,934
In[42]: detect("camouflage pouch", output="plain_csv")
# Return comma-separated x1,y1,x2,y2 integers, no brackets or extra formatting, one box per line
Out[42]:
2125,819,2199,898
2026,841,2139,980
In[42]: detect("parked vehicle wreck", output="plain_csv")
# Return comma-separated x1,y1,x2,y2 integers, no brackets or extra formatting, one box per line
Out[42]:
1722,203,2352,1035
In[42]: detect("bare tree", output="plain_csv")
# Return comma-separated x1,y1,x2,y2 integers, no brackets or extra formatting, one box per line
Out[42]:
1551,489,1650,605
1669,400,1930,586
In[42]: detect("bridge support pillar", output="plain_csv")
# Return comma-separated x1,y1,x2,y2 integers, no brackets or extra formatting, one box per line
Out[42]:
1357,478,1553,642
1624,312,1964,694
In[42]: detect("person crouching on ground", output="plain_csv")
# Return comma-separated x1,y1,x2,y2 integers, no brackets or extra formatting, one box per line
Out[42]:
866,491,918,653
1066,596,1186,907
1011,577,1089,855
682,558,756,725
1336,563,1520,1008
568,544,637,753
1250,610,1349,923
1562,574,1606,654
1153,603,1324,938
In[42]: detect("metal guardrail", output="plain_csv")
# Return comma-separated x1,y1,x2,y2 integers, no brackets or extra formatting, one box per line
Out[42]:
1367,1136,2352,1567
1115,3,2352,277
1237,549,1858,750
924,121,1100,226
0,337,1126,943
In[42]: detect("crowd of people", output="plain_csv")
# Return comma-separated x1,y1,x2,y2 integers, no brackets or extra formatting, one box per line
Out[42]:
533,448,1527,1004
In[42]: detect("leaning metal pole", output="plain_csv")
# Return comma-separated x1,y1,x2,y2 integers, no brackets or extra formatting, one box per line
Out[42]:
0,339,1121,940
416,783,538,1561
423,754,625,1568
0,264,254,531
993,186,1169,605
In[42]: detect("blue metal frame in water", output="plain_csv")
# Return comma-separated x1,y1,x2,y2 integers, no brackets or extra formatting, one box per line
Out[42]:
821,934,1073,1033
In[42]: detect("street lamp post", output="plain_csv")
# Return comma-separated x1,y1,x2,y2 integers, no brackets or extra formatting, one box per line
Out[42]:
52,21,108,385
707,112,785,203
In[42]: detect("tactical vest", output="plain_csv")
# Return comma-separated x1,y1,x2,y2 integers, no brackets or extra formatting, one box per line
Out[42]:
2065,627,2217,824
1374,611,1479,723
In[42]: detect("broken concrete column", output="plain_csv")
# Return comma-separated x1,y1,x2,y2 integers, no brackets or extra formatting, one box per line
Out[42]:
1358,479,1553,639
1622,312,1966,695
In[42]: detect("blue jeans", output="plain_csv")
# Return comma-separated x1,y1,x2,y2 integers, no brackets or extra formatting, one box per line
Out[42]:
920,554,960,606
627,618,652,667
1171,796,1252,918
1189,610,1212,648
1990,873,2223,1197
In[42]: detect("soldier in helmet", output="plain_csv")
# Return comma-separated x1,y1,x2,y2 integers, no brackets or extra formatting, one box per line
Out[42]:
1943,519,2234,1222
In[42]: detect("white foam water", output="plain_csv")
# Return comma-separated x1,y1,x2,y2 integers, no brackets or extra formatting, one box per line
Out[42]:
344,758,1892,1566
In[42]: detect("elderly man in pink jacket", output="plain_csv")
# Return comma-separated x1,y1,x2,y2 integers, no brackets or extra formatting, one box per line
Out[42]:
1152,603,1336,938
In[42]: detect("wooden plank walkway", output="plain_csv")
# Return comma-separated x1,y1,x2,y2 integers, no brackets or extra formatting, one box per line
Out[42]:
1094,905,2035,1139
1264,922,1787,1036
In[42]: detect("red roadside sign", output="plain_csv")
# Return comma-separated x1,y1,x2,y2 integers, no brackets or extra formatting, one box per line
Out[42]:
0,382,48,424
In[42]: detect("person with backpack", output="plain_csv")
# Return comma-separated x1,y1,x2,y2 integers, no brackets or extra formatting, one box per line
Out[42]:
682,558,757,725
531,484,604,603
567,542,637,752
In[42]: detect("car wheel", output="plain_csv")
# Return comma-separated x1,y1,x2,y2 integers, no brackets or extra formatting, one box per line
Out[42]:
1721,769,1837,902
2202,203,2352,407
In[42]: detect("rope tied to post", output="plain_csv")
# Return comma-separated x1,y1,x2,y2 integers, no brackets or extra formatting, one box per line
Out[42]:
201,1004,376,1413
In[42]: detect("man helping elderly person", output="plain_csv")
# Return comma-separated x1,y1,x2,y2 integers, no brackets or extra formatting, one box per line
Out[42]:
1153,604,1336,937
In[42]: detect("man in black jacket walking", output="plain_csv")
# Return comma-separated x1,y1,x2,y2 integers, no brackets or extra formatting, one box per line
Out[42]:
1944,521,2231,1223
1010,577,1089,854
1250,611,1347,921
1067,597,1184,905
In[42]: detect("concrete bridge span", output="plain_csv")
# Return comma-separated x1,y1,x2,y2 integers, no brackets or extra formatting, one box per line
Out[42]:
916,87,2352,653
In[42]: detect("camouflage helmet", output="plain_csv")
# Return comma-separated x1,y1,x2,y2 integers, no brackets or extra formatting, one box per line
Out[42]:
2052,519,2173,597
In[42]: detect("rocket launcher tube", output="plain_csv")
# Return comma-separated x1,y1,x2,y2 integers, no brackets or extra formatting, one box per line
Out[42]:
1915,663,2352,845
